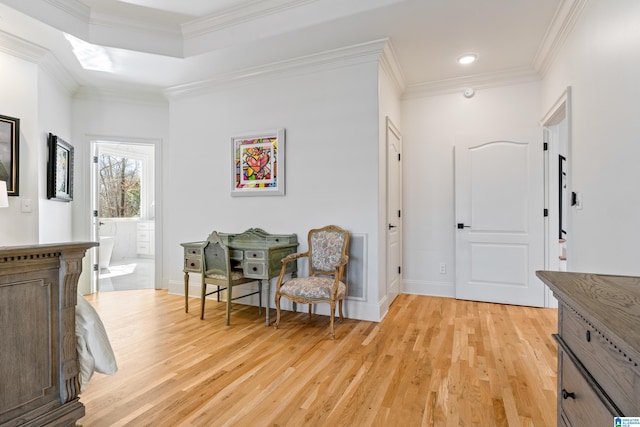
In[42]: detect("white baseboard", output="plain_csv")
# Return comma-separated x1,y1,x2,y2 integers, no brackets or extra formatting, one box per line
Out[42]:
402,279,455,298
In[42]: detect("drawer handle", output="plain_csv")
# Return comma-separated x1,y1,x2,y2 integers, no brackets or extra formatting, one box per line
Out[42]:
252,267,258,272
190,262,195,267
586,330,591,342
252,253,257,257
561,389,575,400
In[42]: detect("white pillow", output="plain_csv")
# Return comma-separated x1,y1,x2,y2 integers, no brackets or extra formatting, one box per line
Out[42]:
75,294,118,390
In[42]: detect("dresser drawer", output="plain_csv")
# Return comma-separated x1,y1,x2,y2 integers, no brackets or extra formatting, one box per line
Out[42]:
559,349,616,427
560,305,640,415
185,247,202,256
244,262,265,277
184,258,201,272
245,250,265,260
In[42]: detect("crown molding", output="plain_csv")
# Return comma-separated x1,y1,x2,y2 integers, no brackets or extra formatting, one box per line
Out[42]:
0,30,49,63
379,40,405,95
39,52,80,93
0,29,79,93
43,0,91,23
403,66,540,99
533,0,588,77
182,0,318,40
165,38,388,98
89,11,183,39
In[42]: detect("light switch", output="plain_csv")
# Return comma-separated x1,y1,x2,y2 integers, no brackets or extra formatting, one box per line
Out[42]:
21,199,32,213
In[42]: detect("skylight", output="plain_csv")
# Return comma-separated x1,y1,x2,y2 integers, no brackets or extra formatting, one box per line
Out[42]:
64,33,113,73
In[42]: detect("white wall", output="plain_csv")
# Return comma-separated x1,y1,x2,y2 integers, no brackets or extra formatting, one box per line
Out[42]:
71,91,169,293
541,0,640,276
0,52,39,246
166,60,384,320
38,69,73,243
401,82,542,297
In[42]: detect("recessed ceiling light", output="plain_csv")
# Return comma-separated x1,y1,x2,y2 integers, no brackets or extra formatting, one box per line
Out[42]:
457,54,478,65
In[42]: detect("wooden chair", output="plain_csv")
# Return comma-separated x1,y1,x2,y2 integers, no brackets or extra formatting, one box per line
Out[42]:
274,225,350,339
200,231,261,325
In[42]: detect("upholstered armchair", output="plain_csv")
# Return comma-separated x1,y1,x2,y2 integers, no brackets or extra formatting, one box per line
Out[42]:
200,231,260,325
274,225,350,339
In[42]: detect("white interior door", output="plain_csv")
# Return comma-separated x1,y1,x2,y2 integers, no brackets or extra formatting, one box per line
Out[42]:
455,129,545,307
386,118,402,304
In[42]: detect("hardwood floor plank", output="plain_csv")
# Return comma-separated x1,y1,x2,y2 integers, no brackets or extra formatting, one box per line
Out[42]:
78,291,557,426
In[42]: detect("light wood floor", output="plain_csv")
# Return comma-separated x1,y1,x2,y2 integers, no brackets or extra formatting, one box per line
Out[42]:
79,291,558,427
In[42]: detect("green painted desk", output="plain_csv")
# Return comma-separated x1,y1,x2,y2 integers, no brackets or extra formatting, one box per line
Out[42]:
181,228,298,326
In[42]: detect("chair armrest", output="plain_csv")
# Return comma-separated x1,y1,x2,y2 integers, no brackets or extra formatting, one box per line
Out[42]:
275,252,308,292
281,251,309,265
334,255,349,269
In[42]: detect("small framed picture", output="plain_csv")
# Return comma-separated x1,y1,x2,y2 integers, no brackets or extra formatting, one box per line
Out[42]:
47,133,74,202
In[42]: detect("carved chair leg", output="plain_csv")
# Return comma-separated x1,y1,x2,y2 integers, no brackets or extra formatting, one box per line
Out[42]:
308,304,312,319
329,302,336,340
274,295,281,328
338,300,344,322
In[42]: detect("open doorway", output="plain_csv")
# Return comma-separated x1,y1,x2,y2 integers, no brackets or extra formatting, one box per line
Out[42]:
542,87,572,307
91,140,156,292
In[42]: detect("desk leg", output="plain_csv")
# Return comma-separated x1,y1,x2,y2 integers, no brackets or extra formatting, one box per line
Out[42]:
265,279,270,327
184,272,189,312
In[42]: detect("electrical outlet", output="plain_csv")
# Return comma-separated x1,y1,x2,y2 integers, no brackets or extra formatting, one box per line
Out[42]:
439,263,446,274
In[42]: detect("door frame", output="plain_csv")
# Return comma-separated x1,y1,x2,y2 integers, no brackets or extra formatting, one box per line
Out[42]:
386,117,402,304
87,134,163,293
541,87,572,308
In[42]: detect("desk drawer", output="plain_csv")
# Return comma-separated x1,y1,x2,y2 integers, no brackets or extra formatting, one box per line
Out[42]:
244,262,265,277
184,258,201,272
186,247,202,256
266,235,297,245
245,250,265,260
560,305,640,414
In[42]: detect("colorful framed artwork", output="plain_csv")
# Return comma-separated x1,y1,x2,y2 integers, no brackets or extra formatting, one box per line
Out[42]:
47,133,74,202
0,115,20,196
230,128,285,196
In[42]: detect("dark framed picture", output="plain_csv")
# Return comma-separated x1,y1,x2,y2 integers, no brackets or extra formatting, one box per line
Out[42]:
47,133,74,202
0,115,20,196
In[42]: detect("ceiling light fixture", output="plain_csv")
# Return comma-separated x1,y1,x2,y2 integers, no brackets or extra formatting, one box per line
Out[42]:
457,54,478,65
64,33,113,73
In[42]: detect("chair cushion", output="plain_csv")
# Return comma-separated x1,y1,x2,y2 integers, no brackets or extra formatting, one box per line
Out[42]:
206,270,245,281
280,276,346,300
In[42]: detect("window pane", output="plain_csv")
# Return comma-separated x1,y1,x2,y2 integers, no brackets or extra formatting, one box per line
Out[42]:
99,154,141,218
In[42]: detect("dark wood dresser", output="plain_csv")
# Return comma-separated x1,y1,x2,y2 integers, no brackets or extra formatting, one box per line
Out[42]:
536,271,640,426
